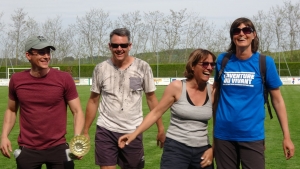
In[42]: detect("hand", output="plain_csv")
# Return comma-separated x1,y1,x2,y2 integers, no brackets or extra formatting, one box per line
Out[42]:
118,133,136,149
283,138,295,160
156,130,166,148
83,133,90,141
0,137,12,158
200,147,213,168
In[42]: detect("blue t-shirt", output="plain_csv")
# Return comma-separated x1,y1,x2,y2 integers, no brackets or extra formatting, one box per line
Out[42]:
214,52,282,141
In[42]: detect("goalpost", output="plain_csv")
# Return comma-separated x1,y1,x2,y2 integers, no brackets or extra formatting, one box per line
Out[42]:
7,67,60,79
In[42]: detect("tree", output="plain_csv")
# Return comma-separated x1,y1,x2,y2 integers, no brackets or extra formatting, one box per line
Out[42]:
41,16,63,64
115,11,146,56
144,11,164,55
76,9,112,64
283,1,300,60
9,8,27,65
25,17,40,37
161,9,189,63
252,10,274,53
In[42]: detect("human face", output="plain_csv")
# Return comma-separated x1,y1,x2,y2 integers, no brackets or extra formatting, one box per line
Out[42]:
193,54,214,82
26,47,51,70
109,35,132,62
232,23,256,49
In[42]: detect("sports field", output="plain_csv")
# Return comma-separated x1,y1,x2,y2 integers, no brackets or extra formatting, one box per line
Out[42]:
0,85,299,169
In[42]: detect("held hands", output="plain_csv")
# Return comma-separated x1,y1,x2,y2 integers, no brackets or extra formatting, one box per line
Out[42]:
118,133,136,148
200,147,213,168
0,137,12,158
283,138,295,160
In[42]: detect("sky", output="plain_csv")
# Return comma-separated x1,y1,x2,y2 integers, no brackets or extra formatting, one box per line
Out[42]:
1,0,300,29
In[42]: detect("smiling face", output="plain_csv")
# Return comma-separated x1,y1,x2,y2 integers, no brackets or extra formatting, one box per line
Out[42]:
26,47,51,70
232,23,256,50
109,35,132,63
192,54,215,82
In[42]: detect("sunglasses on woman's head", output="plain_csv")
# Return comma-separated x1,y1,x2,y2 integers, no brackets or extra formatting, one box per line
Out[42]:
110,43,130,48
231,27,253,35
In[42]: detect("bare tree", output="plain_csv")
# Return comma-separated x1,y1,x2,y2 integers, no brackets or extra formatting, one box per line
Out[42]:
282,1,300,60
184,13,217,56
269,5,287,54
114,11,145,56
161,9,189,63
208,23,231,53
57,26,75,62
0,12,6,59
76,9,111,63
41,16,63,64
0,12,4,35
9,8,27,65
25,17,40,37
144,11,164,54
252,10,274,53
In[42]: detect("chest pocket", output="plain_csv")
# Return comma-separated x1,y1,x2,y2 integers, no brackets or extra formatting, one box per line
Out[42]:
130,77,143,91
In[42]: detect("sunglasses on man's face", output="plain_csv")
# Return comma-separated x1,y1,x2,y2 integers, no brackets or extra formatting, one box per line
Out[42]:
110,43,130,48
30,49,51,56
198,62,216,69
231,27,253,35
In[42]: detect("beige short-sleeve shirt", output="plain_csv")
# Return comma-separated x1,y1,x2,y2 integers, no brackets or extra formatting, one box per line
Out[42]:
91,57,156,133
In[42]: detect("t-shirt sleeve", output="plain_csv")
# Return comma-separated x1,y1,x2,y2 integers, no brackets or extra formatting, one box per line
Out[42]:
143,63,156,93
64,73,79,101
8,74,17,101
265,56,282,89
214,53,226,81
90,64,102,94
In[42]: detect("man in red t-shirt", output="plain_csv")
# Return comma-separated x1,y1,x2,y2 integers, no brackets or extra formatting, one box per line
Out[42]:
0,36,85,169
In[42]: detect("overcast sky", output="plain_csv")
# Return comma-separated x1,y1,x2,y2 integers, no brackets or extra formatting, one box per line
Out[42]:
1,0,300,28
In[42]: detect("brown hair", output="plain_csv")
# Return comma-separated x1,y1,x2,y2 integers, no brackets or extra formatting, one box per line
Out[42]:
184,48,216,80
227,17,259,53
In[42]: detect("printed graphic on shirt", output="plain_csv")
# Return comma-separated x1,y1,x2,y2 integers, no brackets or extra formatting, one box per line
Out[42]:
223,72,255,87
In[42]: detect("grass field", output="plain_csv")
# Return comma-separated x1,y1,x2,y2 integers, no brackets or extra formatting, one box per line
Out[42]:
0,85,299,169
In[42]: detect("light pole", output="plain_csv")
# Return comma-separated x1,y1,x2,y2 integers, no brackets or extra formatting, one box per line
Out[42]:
156,51,159,77
78,55,81,81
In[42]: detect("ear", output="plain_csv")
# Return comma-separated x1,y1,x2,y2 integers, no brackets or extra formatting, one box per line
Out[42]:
128,43,132,50
25,52,31,61
253,31,257,39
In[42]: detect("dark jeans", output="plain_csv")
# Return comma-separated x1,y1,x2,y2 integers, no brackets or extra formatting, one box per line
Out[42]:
161,137,214,169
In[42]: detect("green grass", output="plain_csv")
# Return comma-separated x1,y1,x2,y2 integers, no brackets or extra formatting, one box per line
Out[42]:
0,85,299,169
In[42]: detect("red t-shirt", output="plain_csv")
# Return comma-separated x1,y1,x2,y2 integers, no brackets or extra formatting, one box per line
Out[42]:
9,68,78,149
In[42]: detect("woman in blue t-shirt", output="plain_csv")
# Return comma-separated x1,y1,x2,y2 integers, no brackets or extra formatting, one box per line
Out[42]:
213,17,295,169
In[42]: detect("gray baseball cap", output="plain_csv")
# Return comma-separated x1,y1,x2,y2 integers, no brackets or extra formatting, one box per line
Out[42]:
25,36,56,52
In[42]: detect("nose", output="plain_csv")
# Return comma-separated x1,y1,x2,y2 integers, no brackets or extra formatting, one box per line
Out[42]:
43,53,51,59
207,64,213,70
117,45,122,49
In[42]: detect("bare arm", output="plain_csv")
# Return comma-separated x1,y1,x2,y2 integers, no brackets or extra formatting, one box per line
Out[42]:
83,92,100,139
269,88,294,159
119,81,180,148
0,99,18,158
145,91,165,148
68,97,85,136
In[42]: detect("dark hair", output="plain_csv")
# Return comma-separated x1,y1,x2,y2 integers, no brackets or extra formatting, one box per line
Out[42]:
227,17,259,53
184,49,216,80
109,28,131,42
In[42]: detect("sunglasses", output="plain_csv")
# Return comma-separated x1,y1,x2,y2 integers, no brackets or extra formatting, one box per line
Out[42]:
110,43,130,48
30,48,51,56
231,27,253,35
198,62,216,69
